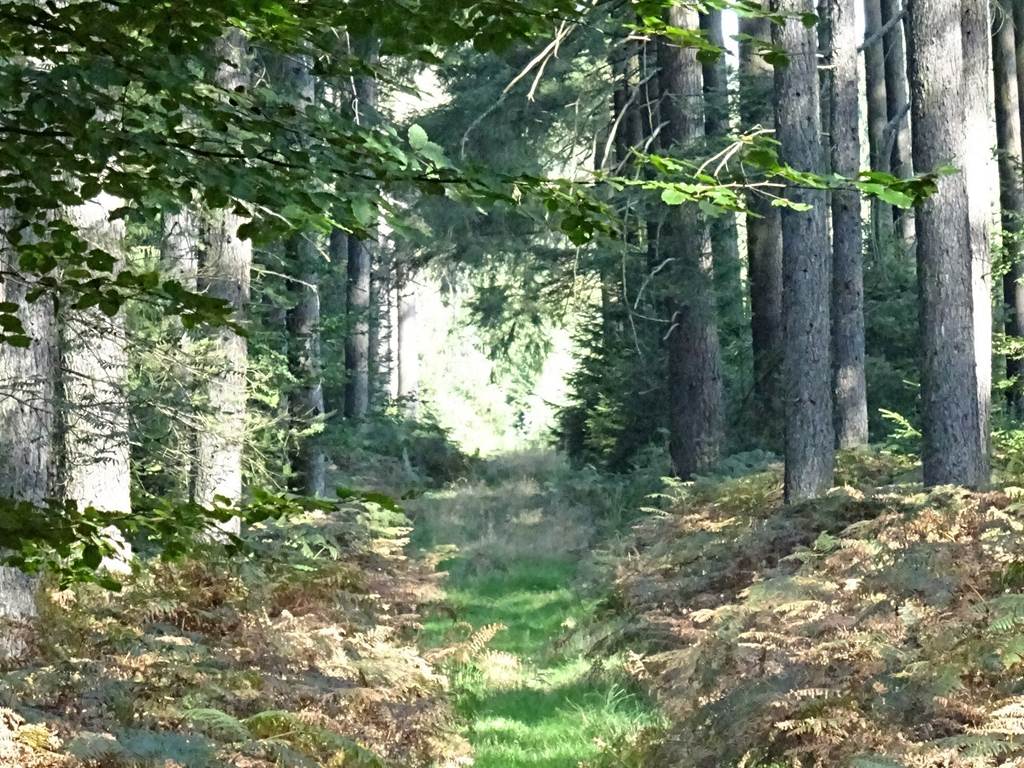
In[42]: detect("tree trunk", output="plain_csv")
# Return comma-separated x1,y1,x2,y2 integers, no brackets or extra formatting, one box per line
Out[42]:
659,6,724,479
194,30,253,515
160,209,200,498
907,0,986,487
1015,0,1024,139
700,9,746,361
881,0,915,243
396,261,419,409
0,211,57,660
345,235,372,419
739,8,785,440
830,0,869,448
865,0,895,253
994,2,1024,414
272,50,327,497
962,0,994,470
61,194,132,573
774,0,835,501
287,234,327,496
344,43,378,419
61,196,131,514
325,228,348,415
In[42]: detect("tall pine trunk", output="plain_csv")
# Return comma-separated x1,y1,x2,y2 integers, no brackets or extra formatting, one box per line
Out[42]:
396,261,419,406
194,29,253,513
659,7,724,479
882,0,915,243
700,10,744,338
739,8,784,439
344,42,378,420
907,0,986,487
993,3,1024,413
272,50,327,496
865,0,895,252
962,0,994,470
0,211,57,660
287,232,327,496
160,209,200,498
61,194,132,573
345,235,372,418
830,0,869,448
774,0,835,501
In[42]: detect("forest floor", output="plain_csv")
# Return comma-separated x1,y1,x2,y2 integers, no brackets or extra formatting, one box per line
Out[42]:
409,452,661,768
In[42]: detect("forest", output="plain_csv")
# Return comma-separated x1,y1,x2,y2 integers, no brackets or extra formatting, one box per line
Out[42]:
4,0,1024,766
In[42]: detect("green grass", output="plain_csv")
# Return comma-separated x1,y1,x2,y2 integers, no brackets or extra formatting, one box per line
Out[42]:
421,558,655,768
411,460,661,768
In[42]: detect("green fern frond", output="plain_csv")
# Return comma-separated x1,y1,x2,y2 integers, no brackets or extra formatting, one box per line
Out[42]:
185,707,249,742
850,755,907,768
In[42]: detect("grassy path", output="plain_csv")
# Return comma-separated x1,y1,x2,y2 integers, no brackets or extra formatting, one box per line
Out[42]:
411,456,659,768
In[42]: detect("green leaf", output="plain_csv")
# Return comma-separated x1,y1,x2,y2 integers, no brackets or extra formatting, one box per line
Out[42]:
409,123,429,150
82,543,103,570
661,188,688,206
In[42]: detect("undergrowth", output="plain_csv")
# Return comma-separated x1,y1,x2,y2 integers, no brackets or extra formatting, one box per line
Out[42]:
0,497,468,768
600,447,1024,767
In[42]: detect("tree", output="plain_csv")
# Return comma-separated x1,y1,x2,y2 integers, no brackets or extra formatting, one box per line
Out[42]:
865,0,895,252
192,29,254,513
271,49,327,497
907,0,987,487
0,212,57,659
396,260,420,404
658,6,723,479
700,10,744,347
774,0,835,501
993,0,1024,413
881,0,915,243
962,0,994,468
739,6,784,439
344,40,379,420
829,0,868,449
61,194,132,572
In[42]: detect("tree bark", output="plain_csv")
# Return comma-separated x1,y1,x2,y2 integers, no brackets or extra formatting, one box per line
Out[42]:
287,234,327,496
829,0,869,448
193,30,253,515
994,2,1024,413
774,0,835,501
739,8,785,439
61,195,131,515
396,261,419,409
865,0,895,252
659,6,724,479
962,0,994,469
907,0,986,487
0,211,57,660
160,209,200,499
881,0,915,243
345,235,372,418
344,42,378,420
700,9,746,361
1015,0,1024,140
61,194,132,573
271,50,327,497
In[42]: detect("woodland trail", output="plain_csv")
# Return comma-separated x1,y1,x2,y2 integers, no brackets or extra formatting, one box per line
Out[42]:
410,454,658,768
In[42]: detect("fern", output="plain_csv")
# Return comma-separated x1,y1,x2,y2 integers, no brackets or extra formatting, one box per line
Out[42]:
66,731,129,762
244,710,386,767
428,622,507,664
185,706,249,742
850,756,907,768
